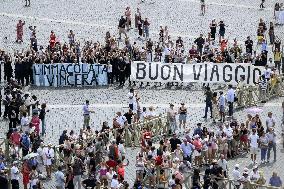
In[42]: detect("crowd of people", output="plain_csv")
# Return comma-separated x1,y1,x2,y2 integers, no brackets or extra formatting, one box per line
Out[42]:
0,1,284,189
0,81,283,189
0,4,283,88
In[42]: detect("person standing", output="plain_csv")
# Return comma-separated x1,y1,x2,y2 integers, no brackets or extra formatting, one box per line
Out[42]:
55,166,65,189
125,7,131,31
200,0,206,15
232,164,241,189
218,21,226,42
118,57,126,87
143,18,150,39
268,22,275,45
11,161,20,189
218,91,225,122
245,36,254,54
265,112,275,132
118,16,127,40
249,128,259,165
227,84,235,116
167,104,177,134
20,131,30,157
274,48,282,73
202,87,213,119
259,132,269,164
49,31,56,50
39,103,48,136
16,20,25,43
266,128,276,162
25,0,30,6
194,34,205,56
209,19,217,41
83,100,95,130
128,88,135,110
260,0,265,9
178,103,187,129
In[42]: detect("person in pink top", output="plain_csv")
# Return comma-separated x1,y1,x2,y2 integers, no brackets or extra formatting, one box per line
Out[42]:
192,135,203,167
31,112,41,135
125,7,131,31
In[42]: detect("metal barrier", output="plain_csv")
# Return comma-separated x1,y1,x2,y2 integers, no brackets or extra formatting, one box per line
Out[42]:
182,172,282,189
234,74,284,109
122,114,169,147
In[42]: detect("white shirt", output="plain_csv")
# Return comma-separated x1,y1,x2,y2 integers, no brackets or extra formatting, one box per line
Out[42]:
11,166,19,180
55,170,65,187
232,169,241,185
249,133,259,148
227,88,235,102
164,47,171,56
116,115,127,127
21,117,29,126
217,159,227,171
128,92,134,104
224,127,233,140
107,64,112,73
263,68,271,79
266,117,275,128
111,178,119,188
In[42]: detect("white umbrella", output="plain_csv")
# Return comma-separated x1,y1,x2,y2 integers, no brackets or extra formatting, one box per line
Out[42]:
23,153,39,160
245,107,263,115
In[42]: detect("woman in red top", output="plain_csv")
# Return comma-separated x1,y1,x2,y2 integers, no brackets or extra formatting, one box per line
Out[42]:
16,20,25,43
49,31,56,49
22,160,30,189
31,112,40,135
117,159,129,182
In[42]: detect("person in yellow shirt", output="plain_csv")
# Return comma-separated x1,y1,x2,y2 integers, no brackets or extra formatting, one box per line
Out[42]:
274,48,282,73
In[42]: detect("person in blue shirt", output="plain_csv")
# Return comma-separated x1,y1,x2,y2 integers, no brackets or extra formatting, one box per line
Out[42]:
0,158,6,171
194,123,203,138
269,172,282,187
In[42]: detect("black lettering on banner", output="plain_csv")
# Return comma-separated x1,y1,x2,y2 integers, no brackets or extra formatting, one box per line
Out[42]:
253,67,262,84
223,65,233,82
210,65,219,82
149,63,158,80
90,73,98,86
82,74,89,85
46,75,54,86
89,64,95,73
81,64,88,74
51,64,58,75
43,65,51,75
66,75,74,86
74,64,81,73
59,64,67,75
33,65,41,75
66,64,74,75
59,74,67,86
161,65,171,80
247,65,251,84
204,64,208,81
193,65,203,80
75,74,81,86
101,65,108,74
94,64,101,74
235,65,245,83
136,63,146,79
173,64,183,81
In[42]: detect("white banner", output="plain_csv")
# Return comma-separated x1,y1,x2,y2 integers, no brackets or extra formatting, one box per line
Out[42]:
131,62,262,85
33,63,108,87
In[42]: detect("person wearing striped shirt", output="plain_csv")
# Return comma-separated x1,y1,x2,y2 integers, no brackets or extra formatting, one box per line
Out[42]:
259,75,268,102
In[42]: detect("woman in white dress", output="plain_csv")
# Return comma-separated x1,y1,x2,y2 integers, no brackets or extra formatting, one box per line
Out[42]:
44,144,54,178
